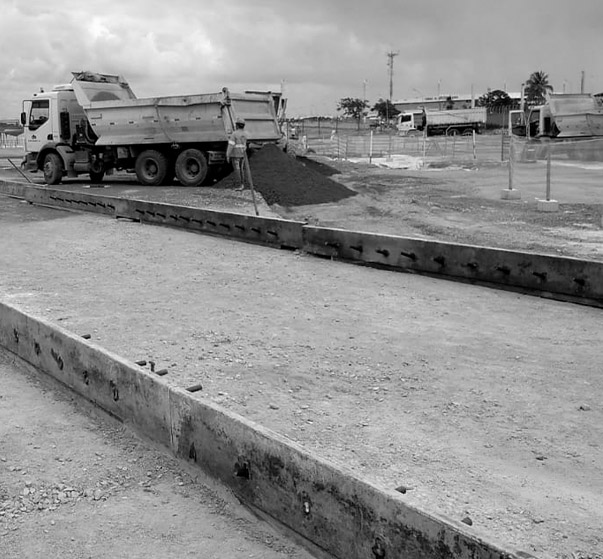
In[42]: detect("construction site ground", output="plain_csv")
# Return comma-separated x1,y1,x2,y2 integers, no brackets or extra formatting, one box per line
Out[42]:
0,147,602,559
0,348,315,559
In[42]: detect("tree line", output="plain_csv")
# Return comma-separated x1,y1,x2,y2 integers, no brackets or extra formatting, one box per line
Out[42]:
338,70,554,124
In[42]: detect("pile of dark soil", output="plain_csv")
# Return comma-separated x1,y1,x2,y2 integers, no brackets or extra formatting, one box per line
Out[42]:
214,144,356,207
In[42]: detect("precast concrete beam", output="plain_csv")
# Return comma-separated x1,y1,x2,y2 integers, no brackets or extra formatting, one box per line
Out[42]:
0,180,305,250
2,180,602,306
0,300,172,448
0,300,533,559
302,226,603,305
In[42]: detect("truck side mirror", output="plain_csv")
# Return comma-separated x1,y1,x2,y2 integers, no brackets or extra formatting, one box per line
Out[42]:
20,112,26,126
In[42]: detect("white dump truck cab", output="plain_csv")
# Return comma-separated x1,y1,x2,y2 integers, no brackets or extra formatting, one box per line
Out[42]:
397,111,425,135
508,106,555,139
21,85,91,183
508,109,526,137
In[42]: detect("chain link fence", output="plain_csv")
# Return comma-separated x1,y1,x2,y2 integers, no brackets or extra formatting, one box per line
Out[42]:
295,129,505,165
503,135,603,205
0,132,24,149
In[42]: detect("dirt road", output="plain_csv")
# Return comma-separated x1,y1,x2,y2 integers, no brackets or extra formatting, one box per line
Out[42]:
0,187,601,559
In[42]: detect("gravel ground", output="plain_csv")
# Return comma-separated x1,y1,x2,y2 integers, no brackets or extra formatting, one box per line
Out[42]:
1,151,602,558
0,348,314,559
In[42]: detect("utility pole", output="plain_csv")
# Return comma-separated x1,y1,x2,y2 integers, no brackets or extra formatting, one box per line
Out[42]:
386,51,399,101
386,50,399,124
580,70,585,94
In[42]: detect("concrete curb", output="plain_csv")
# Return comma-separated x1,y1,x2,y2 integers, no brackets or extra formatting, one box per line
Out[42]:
1,180,602,307
301,226,602,304
0,300,533,559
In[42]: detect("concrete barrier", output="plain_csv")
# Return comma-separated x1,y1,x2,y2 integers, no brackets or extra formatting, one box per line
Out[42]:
302,226,603,305
2,179,602,306
0,180,305,250
0,300,532,559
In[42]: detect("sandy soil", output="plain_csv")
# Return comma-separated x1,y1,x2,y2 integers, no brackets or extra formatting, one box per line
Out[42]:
0,153,602,558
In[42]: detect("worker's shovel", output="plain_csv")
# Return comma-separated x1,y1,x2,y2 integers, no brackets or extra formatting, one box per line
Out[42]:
243,152,259,216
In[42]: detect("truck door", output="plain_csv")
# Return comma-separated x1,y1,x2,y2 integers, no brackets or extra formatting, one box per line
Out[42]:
509,110,526,137
397,113,414,134
527,108,540,139
23,98,52,153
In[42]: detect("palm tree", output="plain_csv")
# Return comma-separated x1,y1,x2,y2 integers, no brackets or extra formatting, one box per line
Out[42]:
525,71,554,106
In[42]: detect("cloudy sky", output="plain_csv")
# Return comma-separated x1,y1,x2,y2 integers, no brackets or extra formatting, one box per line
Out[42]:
1,0,602,119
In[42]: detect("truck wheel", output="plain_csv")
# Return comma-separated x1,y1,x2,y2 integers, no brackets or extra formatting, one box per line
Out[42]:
89,157,105,183
446,128,460,136
89,170,104,183
89,170,105,183
135,150,168,186
43,152,63,185
175,149,208,187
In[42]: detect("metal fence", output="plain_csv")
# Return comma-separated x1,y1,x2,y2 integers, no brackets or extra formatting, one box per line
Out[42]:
298,130,506,164
0,132,23,149
503,135,603,207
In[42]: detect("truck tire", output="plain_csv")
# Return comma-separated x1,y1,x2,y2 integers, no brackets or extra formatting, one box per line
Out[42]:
43,152,63,185
175,149,208,187
135,150,168,186
89,170,105,183
89,158,105,183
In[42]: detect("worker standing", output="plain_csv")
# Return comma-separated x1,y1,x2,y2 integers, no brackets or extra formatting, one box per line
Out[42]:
226,117,249,191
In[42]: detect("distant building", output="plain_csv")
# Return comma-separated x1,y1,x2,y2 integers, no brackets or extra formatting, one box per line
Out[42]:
393,92,522,112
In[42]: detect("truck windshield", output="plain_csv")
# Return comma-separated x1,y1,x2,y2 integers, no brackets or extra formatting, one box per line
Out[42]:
28,99,49,130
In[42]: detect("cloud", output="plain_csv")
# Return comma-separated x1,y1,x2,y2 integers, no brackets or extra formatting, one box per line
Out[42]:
1,0,603,119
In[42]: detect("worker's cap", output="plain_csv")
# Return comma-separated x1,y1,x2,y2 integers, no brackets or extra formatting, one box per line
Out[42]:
235,117,246,125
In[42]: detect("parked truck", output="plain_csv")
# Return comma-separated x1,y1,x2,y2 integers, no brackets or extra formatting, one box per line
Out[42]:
21,71,286,186
509,93,603,160
397,107,487,136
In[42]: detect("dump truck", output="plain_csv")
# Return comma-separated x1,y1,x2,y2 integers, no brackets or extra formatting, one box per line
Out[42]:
509,93,603,160
397,107,487,136
21,71,286,186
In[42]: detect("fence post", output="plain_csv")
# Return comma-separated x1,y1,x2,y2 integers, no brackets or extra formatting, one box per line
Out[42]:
508,139,514,190
536,146,559,211
369,130,373,164
501,129,506,161
472,130,477,160
500,136,521,200
546,148,551,201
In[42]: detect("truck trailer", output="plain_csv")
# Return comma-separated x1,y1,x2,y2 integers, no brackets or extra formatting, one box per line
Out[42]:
509,93,603,161
397,107,487,136
21,72,285,186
